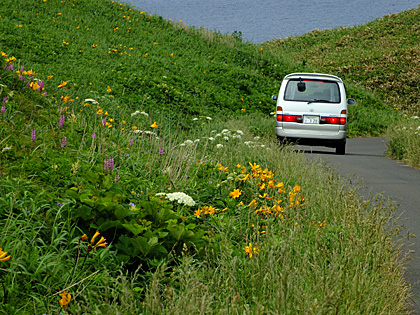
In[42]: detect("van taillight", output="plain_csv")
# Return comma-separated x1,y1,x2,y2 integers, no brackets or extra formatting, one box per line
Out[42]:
320,116,346,125
277,114,303,123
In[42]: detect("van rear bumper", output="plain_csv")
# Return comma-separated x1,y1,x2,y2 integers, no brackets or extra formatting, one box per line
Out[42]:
275,127,346,148
275,127,346,141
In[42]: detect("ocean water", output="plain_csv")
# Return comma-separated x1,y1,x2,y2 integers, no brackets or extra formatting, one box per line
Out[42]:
127,0,419,43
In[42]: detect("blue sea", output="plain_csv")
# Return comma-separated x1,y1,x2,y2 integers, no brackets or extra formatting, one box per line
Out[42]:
126,0,419,43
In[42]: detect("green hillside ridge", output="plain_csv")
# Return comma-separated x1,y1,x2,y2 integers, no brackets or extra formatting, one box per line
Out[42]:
269,6,420,114
0,0,415,313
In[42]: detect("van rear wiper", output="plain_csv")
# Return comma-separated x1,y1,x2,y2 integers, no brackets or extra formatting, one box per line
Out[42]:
307,99,332,104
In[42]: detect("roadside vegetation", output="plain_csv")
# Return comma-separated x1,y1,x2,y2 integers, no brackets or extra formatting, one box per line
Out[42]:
269,5,420,168
0,0,415,313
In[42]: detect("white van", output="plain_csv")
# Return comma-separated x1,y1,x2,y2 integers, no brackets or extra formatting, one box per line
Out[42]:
272,73,355,155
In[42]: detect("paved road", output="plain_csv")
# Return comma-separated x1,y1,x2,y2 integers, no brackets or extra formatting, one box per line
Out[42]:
296,137,420,313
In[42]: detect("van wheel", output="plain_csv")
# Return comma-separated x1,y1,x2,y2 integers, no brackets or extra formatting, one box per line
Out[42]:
336,142,346,155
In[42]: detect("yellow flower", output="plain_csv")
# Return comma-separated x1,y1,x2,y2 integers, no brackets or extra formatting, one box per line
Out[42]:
150,121,158,128
92,44,98,48
169,53,174,57
47,75,53,80
59,291,71,307
244,243,259,258
90,231,100,244
94,236,108,248
153,42,158,46
247,199,257,208
5,56,16,63
79,234,87,241
107,86,112,93
293,185,301,193
58,80,67,88
31,81,41,90
229,189,242,199
23,69,36,76
62,40,69,45
194,209,201,218
0,248,11,262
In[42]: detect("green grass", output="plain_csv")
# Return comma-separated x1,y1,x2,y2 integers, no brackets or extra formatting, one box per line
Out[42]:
0,0,415,313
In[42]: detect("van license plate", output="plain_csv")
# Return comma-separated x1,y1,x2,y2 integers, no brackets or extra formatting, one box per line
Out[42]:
303,116,319,124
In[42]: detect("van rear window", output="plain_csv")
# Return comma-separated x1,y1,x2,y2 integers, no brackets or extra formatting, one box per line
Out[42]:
284,79,340,103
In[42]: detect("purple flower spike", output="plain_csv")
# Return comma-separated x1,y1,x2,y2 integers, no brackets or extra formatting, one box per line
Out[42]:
19,75,24,80
159,149,164,155
7,63,14,72
91,132,96,139
2,97,7,103
102,117,107,126
104,157,115,172
39,80,44,89
129,202,135,207
129,138,133,146
1,105,5,114
61,136,67,148
20,65,24,73
31,129,36,142
58,114,65,127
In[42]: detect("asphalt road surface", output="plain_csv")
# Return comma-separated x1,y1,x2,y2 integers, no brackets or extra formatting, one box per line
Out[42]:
296,137,420,313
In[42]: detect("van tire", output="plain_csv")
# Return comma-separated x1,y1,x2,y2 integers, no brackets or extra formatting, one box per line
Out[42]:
336,142,346,155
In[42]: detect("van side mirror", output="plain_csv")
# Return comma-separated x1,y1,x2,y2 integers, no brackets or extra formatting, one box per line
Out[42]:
347,98,355,105
272,95,278,101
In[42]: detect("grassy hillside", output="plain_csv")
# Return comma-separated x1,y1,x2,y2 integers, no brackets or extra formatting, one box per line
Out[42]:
268,6,420,114
0,0,415,313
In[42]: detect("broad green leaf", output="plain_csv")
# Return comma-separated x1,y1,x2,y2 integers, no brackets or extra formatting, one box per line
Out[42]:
122,222,146,235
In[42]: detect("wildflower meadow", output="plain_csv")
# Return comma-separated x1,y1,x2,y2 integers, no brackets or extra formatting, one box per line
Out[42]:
0,0,416,313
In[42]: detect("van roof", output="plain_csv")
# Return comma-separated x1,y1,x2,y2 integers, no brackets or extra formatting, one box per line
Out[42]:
284,73,343,83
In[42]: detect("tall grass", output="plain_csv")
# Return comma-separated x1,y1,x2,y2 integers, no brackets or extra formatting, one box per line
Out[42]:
0,0,415,313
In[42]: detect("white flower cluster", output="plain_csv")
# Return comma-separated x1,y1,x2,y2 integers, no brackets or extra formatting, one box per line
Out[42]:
133,130,159,139
131,111,149,117
208,129,245,147
157,192,196,207
179,139,200,147
1,145,12,153
84,98,98,104
192,116,212,121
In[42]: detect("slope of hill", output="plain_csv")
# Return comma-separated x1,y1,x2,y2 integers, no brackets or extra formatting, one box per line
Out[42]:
0,0,414,313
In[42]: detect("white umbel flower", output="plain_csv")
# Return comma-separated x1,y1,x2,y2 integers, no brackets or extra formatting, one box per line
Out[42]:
84,98,99,104
162,192,196,206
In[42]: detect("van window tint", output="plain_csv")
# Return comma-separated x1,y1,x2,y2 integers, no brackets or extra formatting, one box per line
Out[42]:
284,79,340,103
